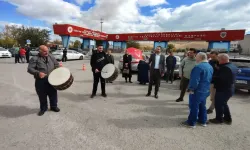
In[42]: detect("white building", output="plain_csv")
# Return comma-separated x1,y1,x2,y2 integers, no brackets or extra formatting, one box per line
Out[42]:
239,34,250,55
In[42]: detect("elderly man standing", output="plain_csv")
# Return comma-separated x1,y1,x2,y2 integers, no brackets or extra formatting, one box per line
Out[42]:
182,52,213,128
28,45,60,116
209,53,238,125
176,48,197,102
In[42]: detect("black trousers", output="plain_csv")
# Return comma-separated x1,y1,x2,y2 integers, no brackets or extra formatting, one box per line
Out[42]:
92,72,106,95
148,69,161,95
166,67,174,82
62,55,67,62
26,54,30,63
35,78,58,111
179,77,189,99
15,54,20,63
215,91,232,122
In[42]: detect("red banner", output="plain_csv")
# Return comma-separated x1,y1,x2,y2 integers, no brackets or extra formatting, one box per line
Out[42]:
53,24,108,40
107,30,245,41
53,24,245,41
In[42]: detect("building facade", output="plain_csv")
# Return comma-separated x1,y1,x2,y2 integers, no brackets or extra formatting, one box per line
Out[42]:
239,35,250,55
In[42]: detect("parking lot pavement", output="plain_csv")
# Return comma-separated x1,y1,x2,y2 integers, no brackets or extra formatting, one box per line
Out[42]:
0,58,250,150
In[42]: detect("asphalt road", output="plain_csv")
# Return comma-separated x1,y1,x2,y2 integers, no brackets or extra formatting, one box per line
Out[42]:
0,58,250,150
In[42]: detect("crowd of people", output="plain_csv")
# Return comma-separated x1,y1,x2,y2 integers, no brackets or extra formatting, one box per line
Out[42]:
14,45,31,64
27,44,238,129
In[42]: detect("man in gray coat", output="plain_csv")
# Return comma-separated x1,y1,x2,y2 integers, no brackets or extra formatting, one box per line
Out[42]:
27,45,60,116
146,46,165,99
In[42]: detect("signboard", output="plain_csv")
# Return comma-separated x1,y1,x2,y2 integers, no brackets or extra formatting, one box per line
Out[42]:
26,39,31,44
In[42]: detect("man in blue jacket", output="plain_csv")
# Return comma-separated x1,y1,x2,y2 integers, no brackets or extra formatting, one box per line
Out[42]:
209,53,238,125
182,52,213,128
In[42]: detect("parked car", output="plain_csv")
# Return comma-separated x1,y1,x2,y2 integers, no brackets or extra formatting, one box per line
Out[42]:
118,47,144,72
230,57,250,93
8,48,16,57
30,48,39,56
0,48,12,58
52,50,85,61
164,55,181,79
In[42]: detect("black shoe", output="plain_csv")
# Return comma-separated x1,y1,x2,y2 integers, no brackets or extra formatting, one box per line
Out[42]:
125,80,128,83
51,107,60,112
176,98,184,102
207,109,213,114
154,95,158,99
90,94,96,98
146,93,151,97
223,118,232,125
37,110,46,116
110,81,113,83
102,93,107,97
209,118,223,124
129,81,133,83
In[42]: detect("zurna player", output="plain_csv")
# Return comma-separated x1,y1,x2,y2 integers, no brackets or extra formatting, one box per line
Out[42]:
27,45,60,116
90,44,108,98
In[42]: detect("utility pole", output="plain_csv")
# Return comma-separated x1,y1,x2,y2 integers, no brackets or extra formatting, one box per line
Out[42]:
100,18,103,32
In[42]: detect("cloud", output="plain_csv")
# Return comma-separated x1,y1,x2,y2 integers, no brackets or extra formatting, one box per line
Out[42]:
75,0,92,6
5,0,82,24
2,0,250,36
137,0,168,7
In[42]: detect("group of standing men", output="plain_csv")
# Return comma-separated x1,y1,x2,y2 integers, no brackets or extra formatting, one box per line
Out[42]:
14,46,30,63
27,44,238,130
176,49,238,128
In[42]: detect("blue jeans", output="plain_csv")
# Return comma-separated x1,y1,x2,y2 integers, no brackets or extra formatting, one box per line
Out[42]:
187,92,209,126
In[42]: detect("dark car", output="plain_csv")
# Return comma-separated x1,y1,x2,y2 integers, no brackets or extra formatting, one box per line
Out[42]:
8,48,16,57
230,57,250,93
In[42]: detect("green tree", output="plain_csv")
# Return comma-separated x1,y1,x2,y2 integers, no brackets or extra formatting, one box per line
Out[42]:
73,40,81,48
127,40,140,49
2,25,50,47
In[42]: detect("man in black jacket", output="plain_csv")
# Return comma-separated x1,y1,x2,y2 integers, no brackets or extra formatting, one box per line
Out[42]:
209,53,238,125
207,51,219,114
25,45,30,63
106,49,114,83
90,44,108,98
62,48,67,62
165,51,176,84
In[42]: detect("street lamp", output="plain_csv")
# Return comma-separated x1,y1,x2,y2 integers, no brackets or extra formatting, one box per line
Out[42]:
100,18,103,32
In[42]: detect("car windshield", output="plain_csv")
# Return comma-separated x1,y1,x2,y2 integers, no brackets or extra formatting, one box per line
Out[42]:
0,48,7,51
230,59,250,68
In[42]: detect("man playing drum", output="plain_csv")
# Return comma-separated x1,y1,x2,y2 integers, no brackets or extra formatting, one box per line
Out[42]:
90,44,108,98
27,45,60,116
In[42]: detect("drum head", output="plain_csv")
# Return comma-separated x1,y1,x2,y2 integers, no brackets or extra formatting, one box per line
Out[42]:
48,67,71,86
101,64,115,79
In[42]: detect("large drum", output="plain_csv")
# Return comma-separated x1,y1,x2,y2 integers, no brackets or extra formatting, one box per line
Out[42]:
101,64,119,82
48,67,74,90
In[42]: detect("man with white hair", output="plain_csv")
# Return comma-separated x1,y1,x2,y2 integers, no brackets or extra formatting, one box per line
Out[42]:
209,53,237,125
182,52,213,128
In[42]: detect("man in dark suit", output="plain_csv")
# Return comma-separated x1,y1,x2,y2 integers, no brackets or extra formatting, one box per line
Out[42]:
146,46,165,99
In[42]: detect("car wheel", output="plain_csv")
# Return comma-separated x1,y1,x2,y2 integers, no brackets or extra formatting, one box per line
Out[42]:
79,56,83,60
